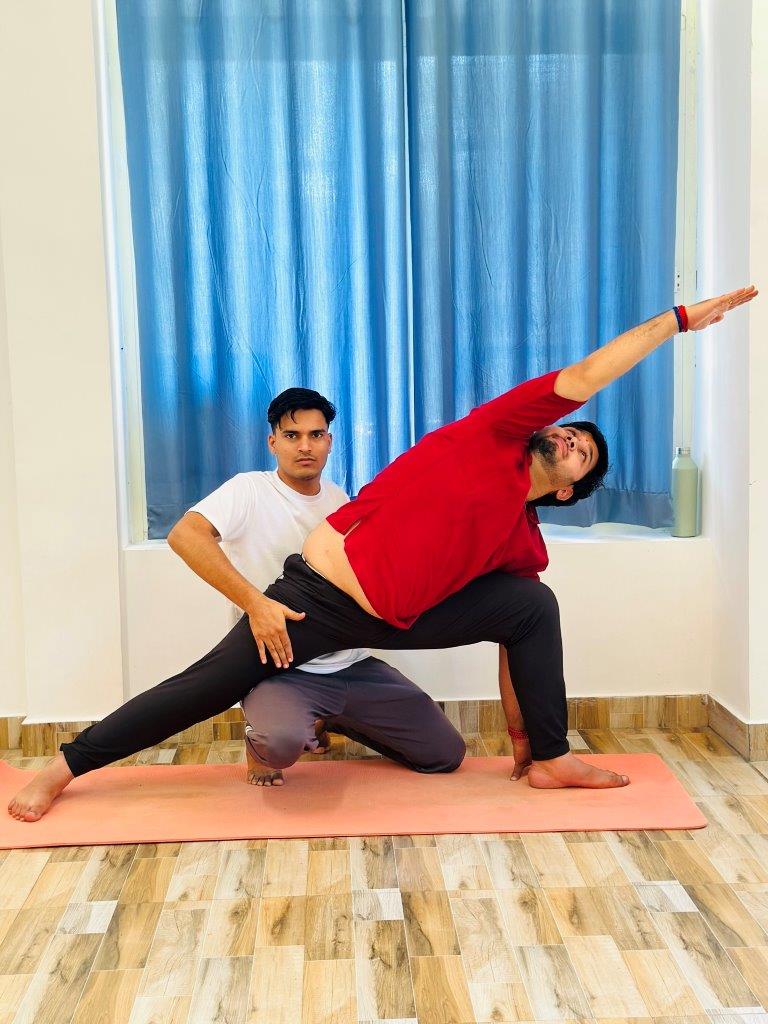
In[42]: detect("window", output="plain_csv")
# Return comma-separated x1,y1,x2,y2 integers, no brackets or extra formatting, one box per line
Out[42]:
98,0,691,541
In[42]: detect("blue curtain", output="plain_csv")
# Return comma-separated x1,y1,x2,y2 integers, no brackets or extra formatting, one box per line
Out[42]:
116,0,680,538
405,0,680,527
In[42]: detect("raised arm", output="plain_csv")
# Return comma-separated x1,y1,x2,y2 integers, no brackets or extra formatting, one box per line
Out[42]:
554,286,758,402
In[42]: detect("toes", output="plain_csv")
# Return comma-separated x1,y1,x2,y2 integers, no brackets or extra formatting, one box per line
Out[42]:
246,771,285,788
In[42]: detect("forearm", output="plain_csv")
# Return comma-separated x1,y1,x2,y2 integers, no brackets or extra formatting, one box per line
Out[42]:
554,287,758,401
168,527,263,613
498,646,525,729
556,309,679,401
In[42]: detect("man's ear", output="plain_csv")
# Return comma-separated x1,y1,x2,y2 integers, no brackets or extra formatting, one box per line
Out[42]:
555,485,574,502
267,432,277,456
327,431,333,452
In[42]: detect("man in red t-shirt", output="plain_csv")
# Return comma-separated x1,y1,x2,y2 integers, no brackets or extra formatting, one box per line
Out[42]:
12,287,756,820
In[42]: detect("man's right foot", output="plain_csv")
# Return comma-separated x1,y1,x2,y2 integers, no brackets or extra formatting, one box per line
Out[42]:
528,751,630,789
243,718,332,786
7,753,75,821
245,744,284,786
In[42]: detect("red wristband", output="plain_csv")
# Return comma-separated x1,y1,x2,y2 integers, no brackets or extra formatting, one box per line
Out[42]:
507,726,529,741
674,304,689,333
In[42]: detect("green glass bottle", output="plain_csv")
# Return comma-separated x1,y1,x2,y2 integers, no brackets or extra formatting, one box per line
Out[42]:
671,446,700,537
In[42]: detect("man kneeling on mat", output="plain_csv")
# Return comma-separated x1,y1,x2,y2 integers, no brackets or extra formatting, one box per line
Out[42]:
8,286,756,821
169,387,465,787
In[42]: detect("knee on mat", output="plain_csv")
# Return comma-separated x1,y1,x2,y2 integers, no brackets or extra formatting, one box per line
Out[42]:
416,732,466,774
246,727,306,770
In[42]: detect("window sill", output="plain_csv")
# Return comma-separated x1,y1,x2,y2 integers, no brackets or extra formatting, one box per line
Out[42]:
125,525,707,552
541,523,706,543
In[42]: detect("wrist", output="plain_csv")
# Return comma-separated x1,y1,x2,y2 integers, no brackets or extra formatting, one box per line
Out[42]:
242,589,267,615
673,304,689,333
507,725,528,741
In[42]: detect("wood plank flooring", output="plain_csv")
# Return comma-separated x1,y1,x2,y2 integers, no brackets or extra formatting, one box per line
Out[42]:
1,726,767,1023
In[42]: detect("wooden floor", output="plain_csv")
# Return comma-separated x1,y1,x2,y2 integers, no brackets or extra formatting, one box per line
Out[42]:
1,726,768,1024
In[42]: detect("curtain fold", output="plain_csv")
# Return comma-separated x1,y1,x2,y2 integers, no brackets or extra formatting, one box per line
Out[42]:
405,0,680,527
115,0,680,537
117,0,412,537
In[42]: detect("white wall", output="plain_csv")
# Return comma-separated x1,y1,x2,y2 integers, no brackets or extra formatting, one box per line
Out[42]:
2,0,766,723
0,213,26,716
696,0,768,725
749,3,768,722
0,2,124,721
122,534,713,702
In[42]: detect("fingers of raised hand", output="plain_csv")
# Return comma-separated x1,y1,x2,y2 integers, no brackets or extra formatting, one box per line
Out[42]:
692,286,757,330
722,285,758,310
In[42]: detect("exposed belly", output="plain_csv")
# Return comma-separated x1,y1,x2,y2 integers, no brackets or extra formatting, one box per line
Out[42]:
302,520,383,619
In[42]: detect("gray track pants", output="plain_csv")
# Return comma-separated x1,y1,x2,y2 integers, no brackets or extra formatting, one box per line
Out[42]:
242,655,466,773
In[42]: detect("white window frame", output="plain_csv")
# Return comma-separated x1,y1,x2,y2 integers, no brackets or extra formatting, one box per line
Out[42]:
95,0,697,544
94,0,148,545
674,0,698,453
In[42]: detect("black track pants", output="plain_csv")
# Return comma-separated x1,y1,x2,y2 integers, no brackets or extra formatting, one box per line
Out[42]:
61,555,569,774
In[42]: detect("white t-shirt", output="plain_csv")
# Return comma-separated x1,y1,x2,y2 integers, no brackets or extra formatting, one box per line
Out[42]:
188,470,369,674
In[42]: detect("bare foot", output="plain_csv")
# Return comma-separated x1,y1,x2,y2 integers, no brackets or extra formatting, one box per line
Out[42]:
7,753,74,821
245,744,284,786
313,718,331,754
243,719,333,786
247,764,285,786
528,751,629,789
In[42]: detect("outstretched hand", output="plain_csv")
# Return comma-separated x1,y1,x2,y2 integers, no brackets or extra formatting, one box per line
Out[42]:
687,285,758,331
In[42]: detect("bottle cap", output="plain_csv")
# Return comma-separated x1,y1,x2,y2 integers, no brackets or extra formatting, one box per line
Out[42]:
675,446,691,456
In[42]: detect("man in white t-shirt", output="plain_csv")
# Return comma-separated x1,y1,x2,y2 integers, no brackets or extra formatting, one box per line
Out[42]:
167,388,465,786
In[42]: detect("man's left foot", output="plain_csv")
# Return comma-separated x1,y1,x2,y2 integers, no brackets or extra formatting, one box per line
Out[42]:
528,751,629,789
313,718,331,754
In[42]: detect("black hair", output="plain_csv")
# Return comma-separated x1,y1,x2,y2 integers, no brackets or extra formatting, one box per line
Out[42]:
267,388,337,432
531,420,610,507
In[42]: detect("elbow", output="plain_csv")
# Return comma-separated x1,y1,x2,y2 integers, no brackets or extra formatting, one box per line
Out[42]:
167,518,187,554
554,365,595,403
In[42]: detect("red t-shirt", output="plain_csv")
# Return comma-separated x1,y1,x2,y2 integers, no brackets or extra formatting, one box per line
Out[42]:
327,370,584,628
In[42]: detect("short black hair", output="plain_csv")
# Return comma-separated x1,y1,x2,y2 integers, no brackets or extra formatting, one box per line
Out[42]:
267,388,337,433
531,420,610,507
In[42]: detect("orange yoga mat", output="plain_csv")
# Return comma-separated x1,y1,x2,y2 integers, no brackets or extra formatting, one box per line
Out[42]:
0,754,706,849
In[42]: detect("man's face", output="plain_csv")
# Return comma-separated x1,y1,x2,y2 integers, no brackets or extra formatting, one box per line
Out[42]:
268,408,332,484
528,425,598,498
